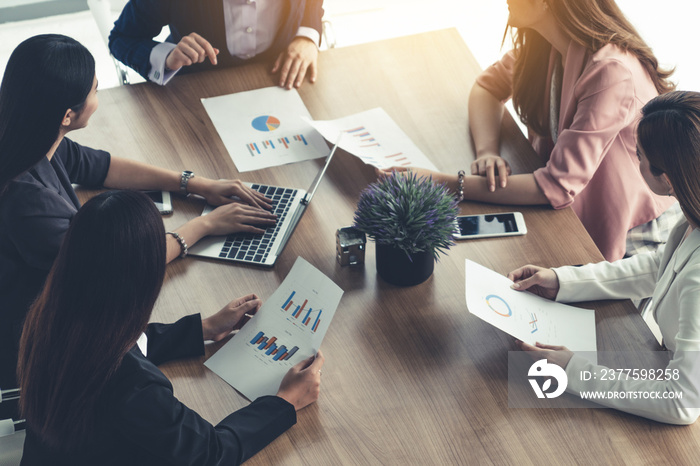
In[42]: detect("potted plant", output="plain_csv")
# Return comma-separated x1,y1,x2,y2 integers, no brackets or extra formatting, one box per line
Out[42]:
353,172,459,286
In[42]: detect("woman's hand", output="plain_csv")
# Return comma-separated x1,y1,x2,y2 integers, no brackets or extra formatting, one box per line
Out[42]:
165,198,276,263
276,350,325,411
202,203,277,236
471,154,511,192
507,265,560,300
201,294,261,342
516,340,574,369
192,178,273,210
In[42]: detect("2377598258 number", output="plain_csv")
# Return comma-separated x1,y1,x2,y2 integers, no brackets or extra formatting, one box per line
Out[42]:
598,368,680,381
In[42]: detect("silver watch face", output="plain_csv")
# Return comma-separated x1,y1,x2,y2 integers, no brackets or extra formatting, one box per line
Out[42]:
181,171,195,193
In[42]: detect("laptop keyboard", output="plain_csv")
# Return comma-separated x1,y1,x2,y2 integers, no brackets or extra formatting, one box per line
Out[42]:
218,184,298,263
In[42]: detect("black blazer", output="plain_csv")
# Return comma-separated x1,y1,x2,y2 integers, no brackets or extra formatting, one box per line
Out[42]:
0,138,109,405
20,315,297,465
109,0,325,80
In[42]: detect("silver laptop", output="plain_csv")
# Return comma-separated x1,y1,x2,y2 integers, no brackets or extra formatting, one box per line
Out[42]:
189,140,340,267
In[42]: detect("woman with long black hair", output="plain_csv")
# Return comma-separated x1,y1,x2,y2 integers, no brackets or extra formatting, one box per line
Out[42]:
0,34,276,391
18,190,323,464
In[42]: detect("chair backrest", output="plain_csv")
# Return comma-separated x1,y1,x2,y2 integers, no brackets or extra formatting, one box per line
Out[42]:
87,0,131,85
0,388,20,405
322,20,336,49
0,427,26,465
87,0,128,48
0,387,24,465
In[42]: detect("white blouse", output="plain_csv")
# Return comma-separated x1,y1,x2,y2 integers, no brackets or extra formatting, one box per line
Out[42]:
555,220,700,424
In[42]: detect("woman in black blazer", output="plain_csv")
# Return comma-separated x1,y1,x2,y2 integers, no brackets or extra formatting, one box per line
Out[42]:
0,34,276,396
17,190,324,465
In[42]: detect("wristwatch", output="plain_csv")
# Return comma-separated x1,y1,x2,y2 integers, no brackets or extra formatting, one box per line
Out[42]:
180,170,195,196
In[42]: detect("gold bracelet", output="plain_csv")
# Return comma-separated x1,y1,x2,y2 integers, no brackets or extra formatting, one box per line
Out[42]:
166,231,188,258
457,170,465,202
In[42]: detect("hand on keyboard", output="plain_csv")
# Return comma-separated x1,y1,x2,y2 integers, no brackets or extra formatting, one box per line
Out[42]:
217,184,297,263
204,203,277,235
198,179,273,210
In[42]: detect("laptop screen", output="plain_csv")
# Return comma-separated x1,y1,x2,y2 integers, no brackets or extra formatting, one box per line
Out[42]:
302,134,343,205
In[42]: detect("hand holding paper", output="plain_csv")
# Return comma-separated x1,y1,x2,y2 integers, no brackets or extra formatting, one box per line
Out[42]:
516,341,574,370
464,259,596,353
201,294,261,342
508,264,560,300
277,351,325,411
205,257,343,400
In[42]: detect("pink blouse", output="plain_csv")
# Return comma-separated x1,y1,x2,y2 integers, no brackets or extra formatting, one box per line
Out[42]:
476,41,676,261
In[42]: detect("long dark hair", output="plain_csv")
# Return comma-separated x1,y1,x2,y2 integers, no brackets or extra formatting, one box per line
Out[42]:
510,0,675,136
638,91,700,229
0,34,94,194
17,190,166,449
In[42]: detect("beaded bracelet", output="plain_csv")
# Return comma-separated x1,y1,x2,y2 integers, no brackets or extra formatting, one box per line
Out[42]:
166,231,188,258
457,170,465,202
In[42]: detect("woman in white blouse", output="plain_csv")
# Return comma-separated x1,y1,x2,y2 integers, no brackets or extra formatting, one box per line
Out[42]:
509,90,700,425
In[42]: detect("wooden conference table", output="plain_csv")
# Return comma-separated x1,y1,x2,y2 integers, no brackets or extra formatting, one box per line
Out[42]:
72,29,700,464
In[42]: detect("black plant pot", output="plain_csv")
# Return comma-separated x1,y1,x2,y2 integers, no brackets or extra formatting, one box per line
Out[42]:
375,243,434,286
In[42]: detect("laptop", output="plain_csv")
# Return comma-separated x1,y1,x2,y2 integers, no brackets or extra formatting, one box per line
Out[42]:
188,139,340,267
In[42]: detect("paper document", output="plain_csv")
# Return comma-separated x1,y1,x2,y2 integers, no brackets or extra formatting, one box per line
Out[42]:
305,108,438,171
201,87,329,172
465,259,597,353
205,257,343,400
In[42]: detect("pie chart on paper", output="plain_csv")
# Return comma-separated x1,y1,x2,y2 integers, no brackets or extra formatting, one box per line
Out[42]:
252,115,281,132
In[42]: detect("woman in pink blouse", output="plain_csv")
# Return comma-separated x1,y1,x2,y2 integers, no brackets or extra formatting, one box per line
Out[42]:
382,0,679,261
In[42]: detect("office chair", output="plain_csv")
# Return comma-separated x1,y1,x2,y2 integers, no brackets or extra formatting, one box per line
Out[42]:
87,0,131,86
322,20,337,49
0,387,25,466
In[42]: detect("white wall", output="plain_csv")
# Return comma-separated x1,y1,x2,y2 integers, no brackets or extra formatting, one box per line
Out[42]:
0,0,697,91
324,0,700,91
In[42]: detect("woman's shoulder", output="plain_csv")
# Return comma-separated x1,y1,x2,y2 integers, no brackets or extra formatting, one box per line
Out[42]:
587,43,649,77
0,169,63,218
97,348,174,420
109,347,171,389
674,230,700,277
572,43,655,99
54,137,97,163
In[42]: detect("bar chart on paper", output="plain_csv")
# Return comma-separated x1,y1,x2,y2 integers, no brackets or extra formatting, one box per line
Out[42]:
246,128,309,157
281,291,323,332
249,331,299,361
204,257,343,400
305,108,438,171
344,125,409,167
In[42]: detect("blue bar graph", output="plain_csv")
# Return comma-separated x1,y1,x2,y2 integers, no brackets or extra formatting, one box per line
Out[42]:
245,133,310,156
312,311,322,332
281,290,321,333
283,291,295,310
302,308,313,324
249,331,298,361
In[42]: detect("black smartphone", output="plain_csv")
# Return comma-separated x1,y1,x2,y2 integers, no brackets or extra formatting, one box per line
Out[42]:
454,212,527,239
